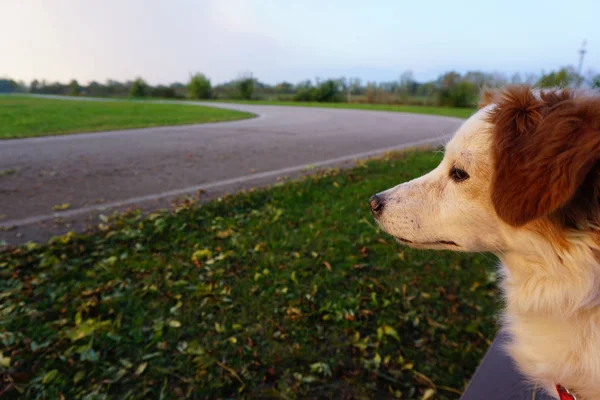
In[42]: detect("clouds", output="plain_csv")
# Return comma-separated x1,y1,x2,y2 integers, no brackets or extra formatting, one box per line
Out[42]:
1,0,286,84
0,0,597,85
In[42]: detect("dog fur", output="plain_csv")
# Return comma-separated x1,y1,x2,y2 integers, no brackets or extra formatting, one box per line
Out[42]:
371,85,600,399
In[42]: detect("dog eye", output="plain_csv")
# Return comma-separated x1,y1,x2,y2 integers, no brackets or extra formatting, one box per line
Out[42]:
450,166,469,182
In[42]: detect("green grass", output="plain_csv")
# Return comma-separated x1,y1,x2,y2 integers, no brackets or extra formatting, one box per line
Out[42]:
0,150,500,399
217,99,476,119
0,96,255,139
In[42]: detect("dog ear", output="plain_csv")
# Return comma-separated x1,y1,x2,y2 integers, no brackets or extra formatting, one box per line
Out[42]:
478,87,495,109
488,86,600,227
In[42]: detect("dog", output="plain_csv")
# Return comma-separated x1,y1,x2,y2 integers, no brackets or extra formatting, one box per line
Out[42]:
370,85,600,399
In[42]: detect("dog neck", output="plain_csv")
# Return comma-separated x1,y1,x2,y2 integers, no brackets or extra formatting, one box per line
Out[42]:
497,227,600,317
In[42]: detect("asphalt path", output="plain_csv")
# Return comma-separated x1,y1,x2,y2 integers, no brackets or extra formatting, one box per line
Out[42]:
0,99,464,244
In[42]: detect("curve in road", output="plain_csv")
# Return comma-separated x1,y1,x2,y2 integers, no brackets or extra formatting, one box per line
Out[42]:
0,101,465,243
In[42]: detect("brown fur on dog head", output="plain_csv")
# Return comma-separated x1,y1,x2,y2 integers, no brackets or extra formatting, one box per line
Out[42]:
485,85,600,227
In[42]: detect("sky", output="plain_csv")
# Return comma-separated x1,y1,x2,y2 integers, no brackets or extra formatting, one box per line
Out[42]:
1,0,598,85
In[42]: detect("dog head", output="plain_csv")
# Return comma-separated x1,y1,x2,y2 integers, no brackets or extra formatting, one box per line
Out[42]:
370,85,600,253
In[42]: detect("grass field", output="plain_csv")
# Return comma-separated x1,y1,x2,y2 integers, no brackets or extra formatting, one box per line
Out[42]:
0,149,500,399
0,96,255,139
217,100,476,119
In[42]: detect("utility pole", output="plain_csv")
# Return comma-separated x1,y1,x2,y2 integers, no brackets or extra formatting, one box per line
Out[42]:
577,40,587,87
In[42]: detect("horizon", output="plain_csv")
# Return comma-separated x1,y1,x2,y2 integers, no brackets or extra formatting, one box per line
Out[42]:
1,0,597,86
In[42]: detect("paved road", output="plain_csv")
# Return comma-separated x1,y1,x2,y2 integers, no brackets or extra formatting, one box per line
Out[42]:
0,101,464,244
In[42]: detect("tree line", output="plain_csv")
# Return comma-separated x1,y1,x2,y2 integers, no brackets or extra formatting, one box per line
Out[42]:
2,66,599,108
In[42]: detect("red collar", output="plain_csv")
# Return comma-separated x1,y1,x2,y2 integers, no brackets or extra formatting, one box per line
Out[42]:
557,384,577,400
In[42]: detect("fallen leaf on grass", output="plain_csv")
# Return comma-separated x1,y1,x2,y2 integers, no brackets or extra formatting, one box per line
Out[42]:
215,228,233,239
427,317,448,330
191,249,212,265
135,362,147,376
413,371,435,388
401,363,414,371
373,353,382,369
67,319,111,341
216,360,245,391
168,320,181,328
271,208,283,222
42,369,58,384
421,388,436,400
310,362,332,377
438,385,463,395
377,325,400,341
323,261,332,272
0,353,10,368
73,371,85,384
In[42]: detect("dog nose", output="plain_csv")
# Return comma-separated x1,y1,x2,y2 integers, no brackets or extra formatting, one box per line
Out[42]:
369,194,385,216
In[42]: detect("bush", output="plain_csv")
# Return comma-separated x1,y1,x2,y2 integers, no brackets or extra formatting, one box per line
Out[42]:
130,77,148,97
315,79,344,102
438,81,478,108
150,85,178,99
293,87,317,102
292,80,344,102
275,81,294,95
238,78,254,100
364,84,398,104
187,73,212,99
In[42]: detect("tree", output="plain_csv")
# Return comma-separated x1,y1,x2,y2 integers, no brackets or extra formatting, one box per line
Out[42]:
510,73,522,84
537,66,582,88
69,79,80,96
439,81,477,108
237,74,254,100
0,79,14,93
348,77,362,95
14,80,27,93
315,79,344,102
293,80,316,101
440,71,461,88
437,71,478,108
365,82,379,103
463,71,487,88
296,80,313,90
104,80,128,96
87,81,102,96
399,70,415,96
130,77,148,97
30,79,39,93
592,75,600,89
274,81,294,94
187,73,212,99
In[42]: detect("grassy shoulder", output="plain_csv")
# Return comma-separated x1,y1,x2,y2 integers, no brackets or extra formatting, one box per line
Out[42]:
216,99,475,119
0,96,254,139
0,150,499,399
